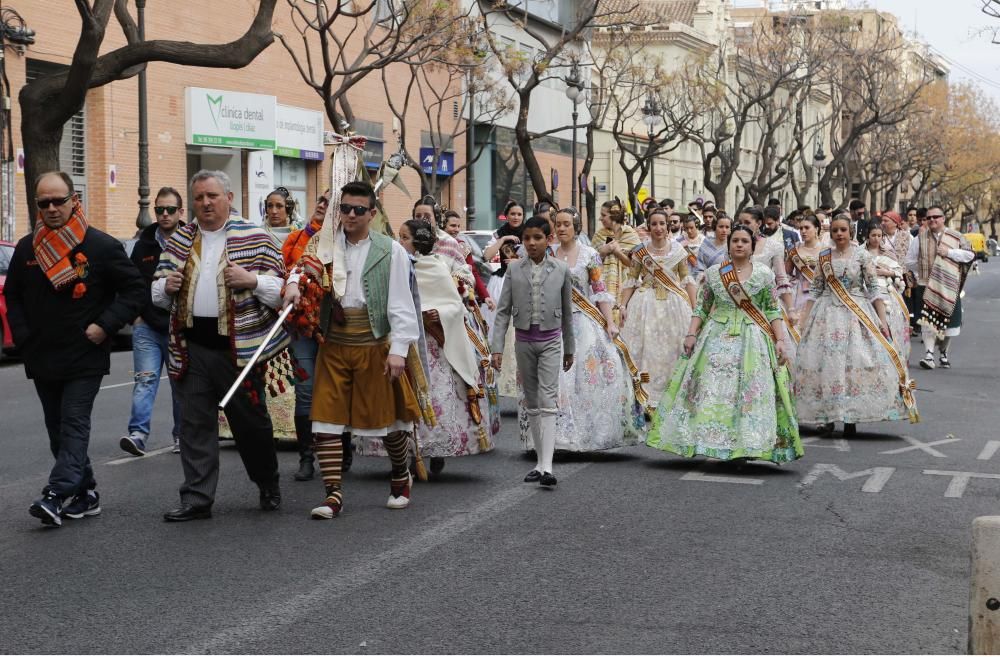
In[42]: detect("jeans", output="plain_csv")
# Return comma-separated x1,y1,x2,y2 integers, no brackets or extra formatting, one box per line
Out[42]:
291,337,317,416
127,321,181,440
33,376,102,499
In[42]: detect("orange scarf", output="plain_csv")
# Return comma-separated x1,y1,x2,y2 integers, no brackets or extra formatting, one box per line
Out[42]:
281,218,322,270
32,199,88,290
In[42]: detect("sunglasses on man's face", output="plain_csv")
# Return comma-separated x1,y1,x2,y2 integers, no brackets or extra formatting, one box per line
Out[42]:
155,206,179,215
927,214,945,220
340,203,371,216
36,194,73,210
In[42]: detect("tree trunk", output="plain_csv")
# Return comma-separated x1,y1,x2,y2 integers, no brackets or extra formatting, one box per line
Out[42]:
20,108,66,231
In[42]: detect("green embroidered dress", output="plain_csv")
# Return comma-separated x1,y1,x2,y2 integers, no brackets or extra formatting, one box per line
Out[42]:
647,263,802,463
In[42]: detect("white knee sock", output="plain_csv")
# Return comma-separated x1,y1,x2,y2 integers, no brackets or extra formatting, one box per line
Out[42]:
922,332,937,356
538,414,556,474
939,337,951,355
528,412,543,471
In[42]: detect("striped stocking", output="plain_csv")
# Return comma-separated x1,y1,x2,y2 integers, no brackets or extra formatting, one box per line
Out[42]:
314,433,344,507
383,431,411,493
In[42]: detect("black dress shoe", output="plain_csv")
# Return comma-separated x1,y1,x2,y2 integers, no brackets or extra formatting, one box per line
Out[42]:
163,504,212,522
524,470,542,483
843,423,857,438
539,472,557,487
259,484,281,511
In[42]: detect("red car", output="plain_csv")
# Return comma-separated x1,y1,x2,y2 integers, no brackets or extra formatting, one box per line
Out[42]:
0,239,14,355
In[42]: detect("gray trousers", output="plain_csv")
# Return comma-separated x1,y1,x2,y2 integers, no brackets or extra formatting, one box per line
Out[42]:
175,341,278,507
514,337,562,415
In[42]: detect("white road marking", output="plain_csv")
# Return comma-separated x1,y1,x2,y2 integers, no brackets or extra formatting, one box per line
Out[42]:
105,446,174,465
99,375,166,391
680,470,764,485
187,461,592,653
801,437,851,452
923,470,1000,499
799,463,895,493
879,435,960,458
978,441,1000,461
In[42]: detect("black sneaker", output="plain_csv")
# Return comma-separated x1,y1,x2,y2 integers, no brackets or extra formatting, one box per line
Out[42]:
539,472,557,487
62,489,101,519
29,492,63,527
940,353,951,369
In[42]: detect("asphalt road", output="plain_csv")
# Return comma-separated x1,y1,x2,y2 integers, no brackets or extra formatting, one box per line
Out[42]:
1,263,998,654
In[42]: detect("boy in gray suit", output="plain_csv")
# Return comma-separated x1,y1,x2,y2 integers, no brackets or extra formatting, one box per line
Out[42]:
490,216,574,486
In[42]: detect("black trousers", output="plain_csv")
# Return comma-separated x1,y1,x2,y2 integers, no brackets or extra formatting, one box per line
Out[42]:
174,341,278,507
33,376,103,499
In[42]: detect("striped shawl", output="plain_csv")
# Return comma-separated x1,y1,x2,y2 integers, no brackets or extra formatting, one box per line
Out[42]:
155,219,290,379
918,227,970,337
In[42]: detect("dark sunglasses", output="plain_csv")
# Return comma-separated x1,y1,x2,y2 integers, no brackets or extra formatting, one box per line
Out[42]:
340,203,371,216
155,205,179,215
316,195,330,205
36,194,73,210
927,214,944,219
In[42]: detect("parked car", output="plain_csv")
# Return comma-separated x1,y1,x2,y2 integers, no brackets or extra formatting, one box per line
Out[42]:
0,240,15,357
461,230,499,273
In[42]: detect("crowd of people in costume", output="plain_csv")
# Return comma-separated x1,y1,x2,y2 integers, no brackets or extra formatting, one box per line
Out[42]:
7,161,974,527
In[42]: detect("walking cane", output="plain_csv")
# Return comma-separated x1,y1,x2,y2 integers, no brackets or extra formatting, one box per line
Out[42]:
219,304,293,410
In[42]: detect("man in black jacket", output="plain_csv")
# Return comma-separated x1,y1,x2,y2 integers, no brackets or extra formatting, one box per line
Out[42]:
4,172,145,527
119,187,185,457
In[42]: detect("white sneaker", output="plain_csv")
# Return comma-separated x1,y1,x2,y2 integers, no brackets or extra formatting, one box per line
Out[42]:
919,352,935,370
171,437,181,454
386,474,413,510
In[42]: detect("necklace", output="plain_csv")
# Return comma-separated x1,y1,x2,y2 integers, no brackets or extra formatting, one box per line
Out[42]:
558,243,577,262
648,241,668,255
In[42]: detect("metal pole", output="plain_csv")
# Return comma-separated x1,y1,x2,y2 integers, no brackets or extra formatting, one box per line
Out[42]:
135,0,152,230
570,108,578,211
649,128,655,199
465,71,476,229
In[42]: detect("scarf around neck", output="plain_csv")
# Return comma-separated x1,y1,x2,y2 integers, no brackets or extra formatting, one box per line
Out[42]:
32,199,88,290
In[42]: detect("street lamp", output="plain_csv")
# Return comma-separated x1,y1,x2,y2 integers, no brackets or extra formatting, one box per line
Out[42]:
565,63,583,211
135,0,152,230
813,136,830,208
641,94,662,199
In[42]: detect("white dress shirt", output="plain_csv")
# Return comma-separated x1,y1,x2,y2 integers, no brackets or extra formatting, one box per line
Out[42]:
904,230,974,279
339,230,419,358
152,227,284,313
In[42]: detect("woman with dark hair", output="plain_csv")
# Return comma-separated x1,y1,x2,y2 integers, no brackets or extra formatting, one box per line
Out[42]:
591,199,641,324
648,225,801,463
413,196,475,290
619,209,697,408
864,225,910,361
482,201,527,397
691,215,731,282
794,214,917,437
262,187,302,246
786,212,823,323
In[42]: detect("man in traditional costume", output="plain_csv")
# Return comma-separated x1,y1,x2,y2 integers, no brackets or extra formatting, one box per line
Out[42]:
904,205,974,370
153,170,288,522
285,181,421,519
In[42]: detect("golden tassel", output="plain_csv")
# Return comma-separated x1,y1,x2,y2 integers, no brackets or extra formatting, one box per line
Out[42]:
410,429,429,482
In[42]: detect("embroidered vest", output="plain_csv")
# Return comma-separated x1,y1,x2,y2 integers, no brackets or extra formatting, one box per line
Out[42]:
320,231,394,339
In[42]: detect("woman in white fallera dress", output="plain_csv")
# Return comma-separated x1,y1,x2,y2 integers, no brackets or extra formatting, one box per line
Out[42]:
785,213,823,321
865,225,910,362
793,215,914,436
517,209,645,451
619,209,697,408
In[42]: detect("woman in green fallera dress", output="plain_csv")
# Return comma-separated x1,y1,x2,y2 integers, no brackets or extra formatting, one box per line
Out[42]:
647,225,803,463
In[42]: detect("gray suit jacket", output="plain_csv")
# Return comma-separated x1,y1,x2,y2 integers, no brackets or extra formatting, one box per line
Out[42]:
489,255,575,356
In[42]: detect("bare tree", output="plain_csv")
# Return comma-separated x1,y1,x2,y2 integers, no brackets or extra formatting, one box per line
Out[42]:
475,0,637,204
276,0,471,130
379,41,513,200
814,12,937,207
19,0,278,224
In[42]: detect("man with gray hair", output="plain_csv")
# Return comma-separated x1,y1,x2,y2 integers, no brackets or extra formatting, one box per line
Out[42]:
152,170,289,521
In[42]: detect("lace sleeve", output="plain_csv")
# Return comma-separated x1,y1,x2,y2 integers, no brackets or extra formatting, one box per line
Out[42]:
694,271,715,321
858,249,884,303
622,253,642,289
587,250,613,304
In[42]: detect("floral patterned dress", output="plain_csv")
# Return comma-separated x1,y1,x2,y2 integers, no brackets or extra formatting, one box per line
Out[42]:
871,251,911,362
517,244,646,451
786,245,821,314
647,263,802,462
620,242,692,408
591,224,641,324
793,246,909,424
